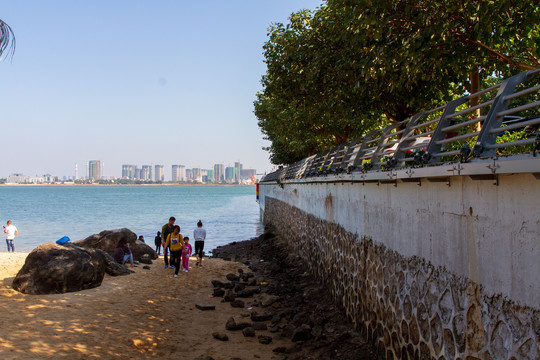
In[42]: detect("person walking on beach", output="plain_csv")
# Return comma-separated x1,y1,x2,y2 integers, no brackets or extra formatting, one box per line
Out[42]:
181,236,192,272
154,231,162,255
161,217,175,268
193,220,206,267
4,220,18,253
165,225,184,278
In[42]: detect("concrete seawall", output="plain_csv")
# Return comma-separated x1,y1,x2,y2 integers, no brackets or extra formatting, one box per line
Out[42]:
259,172,539,359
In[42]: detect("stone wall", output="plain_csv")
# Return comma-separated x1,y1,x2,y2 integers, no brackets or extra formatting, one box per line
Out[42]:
263,197,539,359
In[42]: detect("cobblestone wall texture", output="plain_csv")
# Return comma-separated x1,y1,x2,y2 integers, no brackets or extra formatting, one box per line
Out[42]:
264,197,539,360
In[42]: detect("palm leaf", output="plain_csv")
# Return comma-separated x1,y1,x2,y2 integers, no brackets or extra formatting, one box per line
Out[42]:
0,19,15,61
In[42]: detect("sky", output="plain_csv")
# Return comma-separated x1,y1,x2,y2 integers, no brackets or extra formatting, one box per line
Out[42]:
0,0,323,180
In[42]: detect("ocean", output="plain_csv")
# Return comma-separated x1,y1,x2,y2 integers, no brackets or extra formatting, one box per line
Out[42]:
0,185,262,253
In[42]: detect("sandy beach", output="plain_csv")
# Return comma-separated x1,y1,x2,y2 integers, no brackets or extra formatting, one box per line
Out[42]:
0,252,290,360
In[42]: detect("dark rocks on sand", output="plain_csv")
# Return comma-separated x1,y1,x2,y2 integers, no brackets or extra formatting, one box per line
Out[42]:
211,280,226,288
225,317,251,331
251,311,273,322
252,322,268,331
139,254,153,264
223,289,236,302
230,299,245,308
226,273,240,281
74,228,158,262
242,327,255,337
212,288,225,297
236,287,261,298
292,324,314,342
258,335,273,345
195,304,216,311
12,243,122,294
212,332,229,341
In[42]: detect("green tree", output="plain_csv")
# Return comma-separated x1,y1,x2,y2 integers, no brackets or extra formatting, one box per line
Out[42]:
255,0,540,165
0,18,15,60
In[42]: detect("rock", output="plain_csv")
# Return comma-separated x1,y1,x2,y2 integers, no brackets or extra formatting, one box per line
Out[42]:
258,335,273,345
212,332,228,341
242,327,255,337
260,294,280,307
238,268,244,274
234,282,247,292
230,299,245,308
12,243,111,294
211,280,226,288
223,289,236,302
193,356,215,360
195,304,216,311
226,273,240,281
252,322,268,331
142,265,151,270
272,346,288,353
74,228,158,261
237,288,261,298
291,311,312,327
225,317,250,331
139,254,152,264
292,324,313,342
213,288,225,297
281,324,295,338
251,311,273,322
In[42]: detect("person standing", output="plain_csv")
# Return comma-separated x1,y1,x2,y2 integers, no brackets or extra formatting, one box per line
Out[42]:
165,225,184,278
154,231,162,255
161,217,175,268
181,236,192,272
4,220,18,253
193,220,206,267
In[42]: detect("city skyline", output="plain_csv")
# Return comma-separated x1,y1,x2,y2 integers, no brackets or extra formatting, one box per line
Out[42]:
0,1,323,180
3,158,261,184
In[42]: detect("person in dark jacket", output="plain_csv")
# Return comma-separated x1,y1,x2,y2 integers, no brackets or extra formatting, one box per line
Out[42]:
114,238,134,266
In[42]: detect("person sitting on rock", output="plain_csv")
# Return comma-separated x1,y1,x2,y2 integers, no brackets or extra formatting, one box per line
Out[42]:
114,238,135,267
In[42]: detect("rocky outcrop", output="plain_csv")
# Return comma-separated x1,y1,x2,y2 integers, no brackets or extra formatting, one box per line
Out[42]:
11,242,131,294
74,228,158,261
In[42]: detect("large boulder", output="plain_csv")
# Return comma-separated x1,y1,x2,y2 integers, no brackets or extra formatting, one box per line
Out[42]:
74,228,158,261
11,243,130,294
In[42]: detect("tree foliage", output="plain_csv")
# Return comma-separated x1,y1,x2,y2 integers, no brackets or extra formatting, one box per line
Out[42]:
255,0,540,165
0,18,15,61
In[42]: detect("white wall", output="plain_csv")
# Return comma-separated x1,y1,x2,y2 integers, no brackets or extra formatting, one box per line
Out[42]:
260,173,540,308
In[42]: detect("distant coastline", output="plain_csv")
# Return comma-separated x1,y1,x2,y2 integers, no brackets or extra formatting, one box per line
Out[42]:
0,183,255,187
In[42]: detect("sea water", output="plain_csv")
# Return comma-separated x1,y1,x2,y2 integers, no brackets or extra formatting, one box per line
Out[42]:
0,185,262,253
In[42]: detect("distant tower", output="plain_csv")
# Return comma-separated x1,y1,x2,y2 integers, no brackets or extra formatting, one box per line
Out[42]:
88,160,102,180
74,163,78,180
155,165,164,181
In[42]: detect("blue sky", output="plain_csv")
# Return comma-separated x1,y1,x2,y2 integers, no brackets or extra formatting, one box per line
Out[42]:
0,0,323,179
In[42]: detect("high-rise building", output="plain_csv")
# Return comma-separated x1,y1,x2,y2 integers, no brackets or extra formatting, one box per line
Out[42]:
225,166,235,183
88,160,102,180
185,168,193,181
141,165,152,180
234,162,242,183
214,164,224,183
192,167,202,183
122,164,137,179
206,169,215,183
155,165,164,182
172,165,186,182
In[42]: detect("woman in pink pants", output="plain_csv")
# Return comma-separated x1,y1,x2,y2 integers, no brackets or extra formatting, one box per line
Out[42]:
181,237,193,272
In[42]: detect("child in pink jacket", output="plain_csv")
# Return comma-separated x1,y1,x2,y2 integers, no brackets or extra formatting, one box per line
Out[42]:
181,237,193,272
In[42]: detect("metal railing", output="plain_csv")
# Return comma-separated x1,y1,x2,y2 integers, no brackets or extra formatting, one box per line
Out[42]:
262,70,540,182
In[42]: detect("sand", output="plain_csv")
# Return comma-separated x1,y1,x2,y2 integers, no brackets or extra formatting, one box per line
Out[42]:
0,252,289,360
